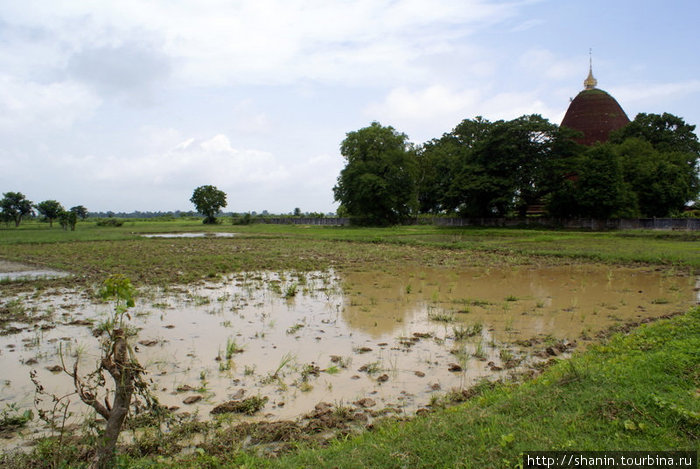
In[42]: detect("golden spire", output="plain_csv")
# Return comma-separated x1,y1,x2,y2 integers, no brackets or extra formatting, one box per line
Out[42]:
584,48,597,90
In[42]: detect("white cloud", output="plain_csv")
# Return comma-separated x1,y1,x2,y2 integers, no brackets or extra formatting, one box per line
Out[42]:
0,75,101,131
613,80,700,106
0,0,522,88
519,49,582,81
366,84,561,142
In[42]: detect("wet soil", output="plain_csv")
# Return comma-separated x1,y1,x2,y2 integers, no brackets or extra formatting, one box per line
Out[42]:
0,265,697,450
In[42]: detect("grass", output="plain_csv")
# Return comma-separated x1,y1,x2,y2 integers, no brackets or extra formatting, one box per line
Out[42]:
1,220,698,467
251,307,700,468
1,222,699,291
5,306,691,468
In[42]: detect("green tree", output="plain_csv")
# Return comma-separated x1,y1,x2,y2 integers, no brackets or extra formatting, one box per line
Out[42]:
614,138,698,217
417,117,494,214
59,209,78,231
610,112,700,155
190,185,227,224
443,115,580,217
36,200,64,228
1,192,34,227
70,205,89,220
548,144,637,219
333,122,418,225
609,113,699,216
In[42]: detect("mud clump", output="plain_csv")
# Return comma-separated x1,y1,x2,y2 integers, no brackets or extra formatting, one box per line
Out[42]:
210,396,268,415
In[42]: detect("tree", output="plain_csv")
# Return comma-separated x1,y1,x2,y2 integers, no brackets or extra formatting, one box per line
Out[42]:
609,113,699,216
1,192,34,227
435,115,579,217
70,205,89,220
333,122,418,225
36,200,64,228
610,112,700,155
548,144,637,219
59,209,78,231
190,185,227,224
613,138,698,217
417,117,494,214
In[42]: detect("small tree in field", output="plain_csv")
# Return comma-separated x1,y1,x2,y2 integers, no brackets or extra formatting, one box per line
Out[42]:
66,275,153,468
59,210,78,231
36,200,64,228
190,185,227,224
70,205,89,220
1,191,34,227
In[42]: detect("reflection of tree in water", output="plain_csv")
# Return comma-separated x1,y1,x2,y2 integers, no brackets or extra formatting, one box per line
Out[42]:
337,266,695,341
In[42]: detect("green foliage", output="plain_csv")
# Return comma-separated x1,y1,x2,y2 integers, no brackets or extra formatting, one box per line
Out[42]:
190,185,227,224
333,122,418,225
70,205,89,220
58,209,78,231
548,144,638,218
0,403,33,430
419,115,580,217
96,218,124,227
100,274,136,329
1,191,34,227
35,200,64,227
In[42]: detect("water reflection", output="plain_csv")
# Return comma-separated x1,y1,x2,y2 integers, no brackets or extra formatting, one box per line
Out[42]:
0,265,695,449
340,265,696,340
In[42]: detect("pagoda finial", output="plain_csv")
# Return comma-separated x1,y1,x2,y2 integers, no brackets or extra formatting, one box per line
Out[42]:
584,48,597,90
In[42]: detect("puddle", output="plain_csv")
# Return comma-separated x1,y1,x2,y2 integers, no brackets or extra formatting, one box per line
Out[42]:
141,232,236,238
0,261,71,282
0,265,696,448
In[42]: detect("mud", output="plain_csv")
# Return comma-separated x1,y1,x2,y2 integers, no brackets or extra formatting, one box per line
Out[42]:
0,265,696,450
141,233,236,238
0,261,70,281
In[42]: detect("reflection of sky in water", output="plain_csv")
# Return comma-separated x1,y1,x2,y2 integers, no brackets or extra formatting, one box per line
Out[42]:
141,232,236,238
0,270,71,281
0,266,696,450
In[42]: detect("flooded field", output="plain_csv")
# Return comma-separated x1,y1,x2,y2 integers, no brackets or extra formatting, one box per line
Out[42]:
0,261,71,282
141,232,237,238
1,264,697,447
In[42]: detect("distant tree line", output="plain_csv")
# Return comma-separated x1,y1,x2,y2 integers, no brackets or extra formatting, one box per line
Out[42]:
334,113,700,225
0,192,88,230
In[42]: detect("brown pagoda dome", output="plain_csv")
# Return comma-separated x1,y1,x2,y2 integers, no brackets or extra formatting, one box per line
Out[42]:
561,62,630,146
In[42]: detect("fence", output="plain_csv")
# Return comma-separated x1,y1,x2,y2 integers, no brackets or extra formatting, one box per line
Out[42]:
262,217,699,230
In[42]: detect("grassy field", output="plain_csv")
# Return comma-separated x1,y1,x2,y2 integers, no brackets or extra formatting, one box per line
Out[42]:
143,307,698,469
0,220,698,468
1,220,699,288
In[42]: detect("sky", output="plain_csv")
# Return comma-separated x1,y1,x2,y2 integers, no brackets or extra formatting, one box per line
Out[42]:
1,0,699,214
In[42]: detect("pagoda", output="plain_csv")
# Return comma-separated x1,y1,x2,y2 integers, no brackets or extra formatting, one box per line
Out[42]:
561,54,630,145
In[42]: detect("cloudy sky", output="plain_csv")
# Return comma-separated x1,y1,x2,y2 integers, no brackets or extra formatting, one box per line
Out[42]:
1,0,698,214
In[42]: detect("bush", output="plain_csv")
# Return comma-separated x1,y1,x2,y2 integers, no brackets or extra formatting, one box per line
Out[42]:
96,218,124,227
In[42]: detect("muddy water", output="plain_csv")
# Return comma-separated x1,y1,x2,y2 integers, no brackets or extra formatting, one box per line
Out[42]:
141,232,236,238
0,261,71,281
0,265,696,447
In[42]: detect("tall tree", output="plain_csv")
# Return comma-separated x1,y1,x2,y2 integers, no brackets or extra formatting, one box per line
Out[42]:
609,113,699,216
333,122,417,225
610,112,700,155
417,117,494,214
548,144,637,219
190,185,227,224
1,192,34,227
36,200,64,228
70,205,89,220
614,138,698,217
447,115,579,217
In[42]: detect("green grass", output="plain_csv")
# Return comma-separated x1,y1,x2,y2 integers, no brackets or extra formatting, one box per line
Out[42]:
7,306,690,468
1,220,698,468
1,221,698,294
239,308,699,467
